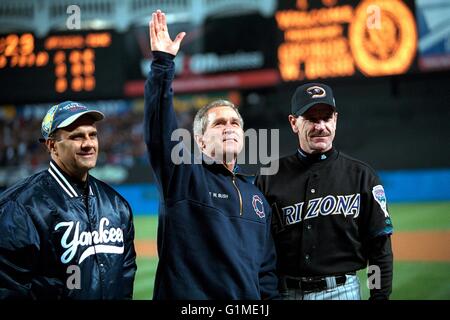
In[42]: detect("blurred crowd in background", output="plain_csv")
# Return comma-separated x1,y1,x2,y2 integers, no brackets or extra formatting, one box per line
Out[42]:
0,99,198,187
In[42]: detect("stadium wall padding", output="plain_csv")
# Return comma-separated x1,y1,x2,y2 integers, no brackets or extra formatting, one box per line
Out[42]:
115,168,450,215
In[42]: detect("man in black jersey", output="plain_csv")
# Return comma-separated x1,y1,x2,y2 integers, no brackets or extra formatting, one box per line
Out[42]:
255,83,393,300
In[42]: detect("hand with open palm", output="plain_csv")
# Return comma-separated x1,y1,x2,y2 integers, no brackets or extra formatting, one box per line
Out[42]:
149,9,186,56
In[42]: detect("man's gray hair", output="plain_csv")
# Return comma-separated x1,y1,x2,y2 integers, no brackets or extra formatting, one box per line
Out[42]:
193,99,244,136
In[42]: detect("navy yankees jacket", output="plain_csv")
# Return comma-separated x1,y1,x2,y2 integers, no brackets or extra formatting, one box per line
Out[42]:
145,51,279,300
0,161,137,299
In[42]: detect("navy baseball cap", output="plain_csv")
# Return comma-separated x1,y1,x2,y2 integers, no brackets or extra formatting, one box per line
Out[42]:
291,83,336,116
39,101,104,142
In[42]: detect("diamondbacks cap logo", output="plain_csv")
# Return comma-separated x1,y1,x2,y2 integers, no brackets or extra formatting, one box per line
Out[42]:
252,195,265,219
306,86,326,98
372,185,390,217
42,105,58,135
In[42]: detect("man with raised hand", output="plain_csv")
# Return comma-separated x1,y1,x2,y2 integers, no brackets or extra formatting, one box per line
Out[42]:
144,10,279,300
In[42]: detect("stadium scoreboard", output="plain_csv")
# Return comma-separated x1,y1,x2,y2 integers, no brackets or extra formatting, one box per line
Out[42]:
0,0,444,103
0,31,124,103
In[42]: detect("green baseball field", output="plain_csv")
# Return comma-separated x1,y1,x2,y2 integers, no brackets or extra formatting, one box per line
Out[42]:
131,201,450,300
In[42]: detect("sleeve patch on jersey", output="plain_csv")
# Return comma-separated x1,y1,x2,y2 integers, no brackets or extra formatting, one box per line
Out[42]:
372,185,390,217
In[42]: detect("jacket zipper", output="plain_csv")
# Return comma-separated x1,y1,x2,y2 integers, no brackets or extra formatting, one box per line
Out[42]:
84,186,104,298
232,175,243,216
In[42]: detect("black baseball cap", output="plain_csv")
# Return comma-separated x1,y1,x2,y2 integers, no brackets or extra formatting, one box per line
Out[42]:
291,83,336,116
39,101,104,142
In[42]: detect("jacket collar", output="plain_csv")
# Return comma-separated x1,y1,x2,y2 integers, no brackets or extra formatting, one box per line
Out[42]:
47,160,93,198
196,153,241,176
296,147,338,166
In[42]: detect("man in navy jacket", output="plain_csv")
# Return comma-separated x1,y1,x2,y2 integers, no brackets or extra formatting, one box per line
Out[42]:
0,102,136,299
145,10,278,300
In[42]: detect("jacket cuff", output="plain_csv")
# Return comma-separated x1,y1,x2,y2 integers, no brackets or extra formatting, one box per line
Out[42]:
152,51,176,65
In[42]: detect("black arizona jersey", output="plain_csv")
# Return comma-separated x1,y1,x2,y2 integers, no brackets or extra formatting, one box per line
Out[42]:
255,148,393,279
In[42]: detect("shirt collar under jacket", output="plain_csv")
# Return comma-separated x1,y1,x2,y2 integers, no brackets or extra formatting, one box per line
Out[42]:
296,147,337,165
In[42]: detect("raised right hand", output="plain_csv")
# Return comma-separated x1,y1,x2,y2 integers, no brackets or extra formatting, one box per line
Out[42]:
149,9,186,56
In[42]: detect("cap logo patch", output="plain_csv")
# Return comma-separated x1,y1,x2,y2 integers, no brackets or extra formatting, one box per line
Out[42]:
62,102,87,112
42,105,58,135
306,86,326,98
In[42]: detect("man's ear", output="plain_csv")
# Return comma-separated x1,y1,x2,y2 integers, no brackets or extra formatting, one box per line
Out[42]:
45,139,57,155
288,115,299,133
194,135,204,150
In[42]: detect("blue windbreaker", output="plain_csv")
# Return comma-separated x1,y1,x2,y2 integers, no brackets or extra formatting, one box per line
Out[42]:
144,51,278,300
